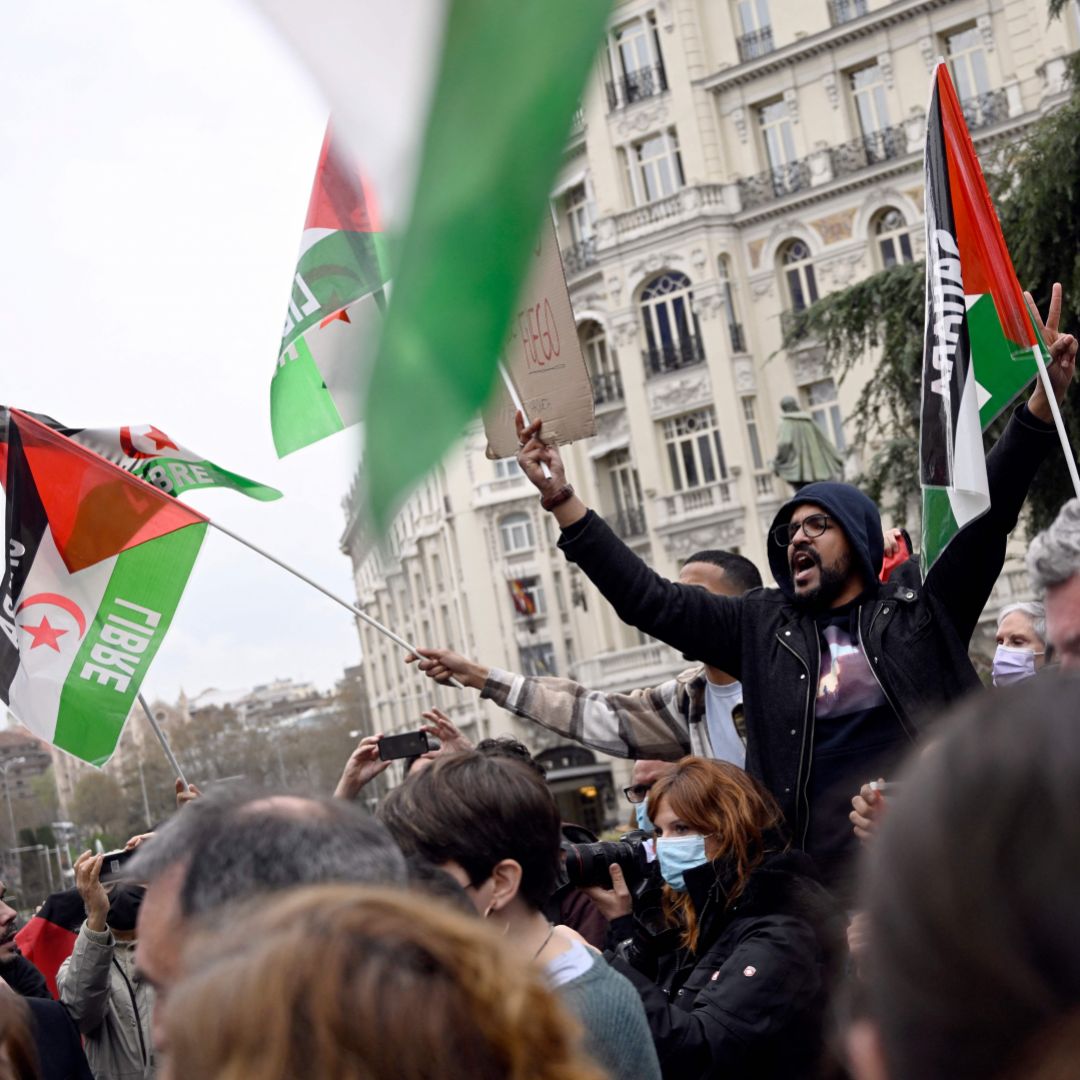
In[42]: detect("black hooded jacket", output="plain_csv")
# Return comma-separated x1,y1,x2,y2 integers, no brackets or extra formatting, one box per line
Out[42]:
557,404,1057,849
606,849,840,1080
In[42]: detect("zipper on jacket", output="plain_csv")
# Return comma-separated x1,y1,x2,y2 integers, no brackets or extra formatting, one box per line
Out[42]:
857,605,916,742
111,957,148,1069
776,629,817,848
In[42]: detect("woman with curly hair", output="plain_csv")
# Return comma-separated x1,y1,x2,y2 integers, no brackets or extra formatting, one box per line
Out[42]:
159,884,607,1080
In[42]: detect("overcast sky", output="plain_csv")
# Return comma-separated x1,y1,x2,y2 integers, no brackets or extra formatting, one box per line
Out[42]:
0,2,371,702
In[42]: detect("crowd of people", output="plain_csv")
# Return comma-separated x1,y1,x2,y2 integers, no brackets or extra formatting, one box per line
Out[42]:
0,307,1074,1079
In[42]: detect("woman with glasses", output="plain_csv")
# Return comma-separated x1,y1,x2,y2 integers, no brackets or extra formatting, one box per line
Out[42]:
588,756,840,1080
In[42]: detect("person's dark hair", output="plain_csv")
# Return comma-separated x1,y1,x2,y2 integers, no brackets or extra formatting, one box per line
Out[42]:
0,992,40,1080
405,855,476,917
126,787,407,918
682,550,763,594
860,676,1080,1080
379,752,561,910
475,736,547,780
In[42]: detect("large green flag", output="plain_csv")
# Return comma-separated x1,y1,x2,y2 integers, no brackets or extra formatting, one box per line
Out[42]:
259,0,612,526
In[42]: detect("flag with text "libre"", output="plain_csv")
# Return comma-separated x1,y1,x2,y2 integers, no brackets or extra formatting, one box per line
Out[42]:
0,410,207,766
0,412,281,502
920,61,1047,569
256,0,612,525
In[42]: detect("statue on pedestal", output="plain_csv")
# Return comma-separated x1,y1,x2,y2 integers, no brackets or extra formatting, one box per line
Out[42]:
771,396,844,491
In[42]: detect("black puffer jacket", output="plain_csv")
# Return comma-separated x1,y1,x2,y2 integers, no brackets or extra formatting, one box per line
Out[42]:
607,850,839,1080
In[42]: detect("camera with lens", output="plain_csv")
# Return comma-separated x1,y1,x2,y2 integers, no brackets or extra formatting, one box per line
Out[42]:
563,836,652,890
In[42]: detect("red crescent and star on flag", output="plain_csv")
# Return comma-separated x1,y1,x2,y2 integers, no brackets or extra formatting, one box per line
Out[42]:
14,594,88,653
119,425,179,460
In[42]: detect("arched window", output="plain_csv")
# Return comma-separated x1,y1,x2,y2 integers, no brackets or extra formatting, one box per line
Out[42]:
579,321,622,404
499,512,535,554
640,271,703,376
779,240,818,312
873,207,914,269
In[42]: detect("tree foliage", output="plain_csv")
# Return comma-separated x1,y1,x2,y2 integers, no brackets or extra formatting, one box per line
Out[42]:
786,55,1080,533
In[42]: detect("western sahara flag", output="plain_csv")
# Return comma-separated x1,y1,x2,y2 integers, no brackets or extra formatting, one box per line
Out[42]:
0,412,281,502
920,62,1047,568
0,410,206,766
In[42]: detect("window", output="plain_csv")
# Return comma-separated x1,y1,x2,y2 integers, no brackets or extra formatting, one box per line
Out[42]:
946,27,991,103
780,240,819,312
431,552,444,589
520,642,557,677
718,256,745,352
606,450,646,537
493,458,523,481
580,321,622,403
511,576,546,617
735,0,773,60
873,208,914,269
624,129,685,205
829,0,867,25
851,63,889,138
641,271,703,374
565,183,595,247
607,12,667,108
758,99,803,194
802,378,846,451
741,396,765,471
499,512,535,554
662,407,728,491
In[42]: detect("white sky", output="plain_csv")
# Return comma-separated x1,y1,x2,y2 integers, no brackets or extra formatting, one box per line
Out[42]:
0,2,369,701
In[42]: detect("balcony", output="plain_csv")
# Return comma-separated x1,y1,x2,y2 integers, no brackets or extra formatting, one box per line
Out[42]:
830,123,908,180
737,160,811,211
643,336,706,378
962,89,1009,131
736,26,774,62
605,64,668,110
827,0,868,25
728,321,746,353
563,236,598,275
472,473,531,507
569,641,686,692
612,505,647,540
654,480,736,527
591,369,624,406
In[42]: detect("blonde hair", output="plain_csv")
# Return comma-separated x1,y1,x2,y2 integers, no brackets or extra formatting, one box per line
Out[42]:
164,885,606,1080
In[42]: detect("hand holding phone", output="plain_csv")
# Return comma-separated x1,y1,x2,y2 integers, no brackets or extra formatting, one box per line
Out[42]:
377,730,432,762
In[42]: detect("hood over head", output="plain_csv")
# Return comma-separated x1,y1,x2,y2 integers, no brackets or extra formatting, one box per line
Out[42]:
767,481,882,600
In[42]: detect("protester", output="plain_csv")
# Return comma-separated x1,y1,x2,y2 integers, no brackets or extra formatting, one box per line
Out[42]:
0,886,48,1002
0,991,41,1080
992,601,1047,685
849,676,1080,1080
1027,498,1080,669
160,885,606,1080
127,787,406,1049
624,759,674,833
379,751,662,1080
511,300,1076,891
57,852,153,1080
413,551,761,767
584,756,838,1080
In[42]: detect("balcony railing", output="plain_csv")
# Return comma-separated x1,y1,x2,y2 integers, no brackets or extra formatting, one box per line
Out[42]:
831,122,909,179
605,64,668,110
754,473,775,498
591,370,624,405
736,26,774,62
655,480,736,526
643,336,706,378
613,505,647,539
728,321,746,353
737,160,812,210
827,0,868,25
563,236,598,275
962,89,1009,131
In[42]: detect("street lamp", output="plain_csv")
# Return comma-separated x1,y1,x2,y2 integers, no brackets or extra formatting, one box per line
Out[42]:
0,758,28,848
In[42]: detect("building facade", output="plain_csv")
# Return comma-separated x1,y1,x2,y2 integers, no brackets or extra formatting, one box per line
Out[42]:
342,0,1077,816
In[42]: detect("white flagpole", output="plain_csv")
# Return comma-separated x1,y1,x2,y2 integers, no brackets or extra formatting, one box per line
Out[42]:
137,693,188,789
1032,344,1080,498
206,518,464,689
499,362,552,479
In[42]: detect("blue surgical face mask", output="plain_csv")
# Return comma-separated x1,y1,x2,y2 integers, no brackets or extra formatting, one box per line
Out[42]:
656,834,709,892
992,644,1042,687
634,801,653,832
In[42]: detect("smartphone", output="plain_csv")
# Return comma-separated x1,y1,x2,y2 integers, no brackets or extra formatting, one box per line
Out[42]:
98,848,135,883
378,730,432,761
868,780,900,797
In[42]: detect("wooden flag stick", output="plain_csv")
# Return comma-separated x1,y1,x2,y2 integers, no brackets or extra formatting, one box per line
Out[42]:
138,693,188,789
1032,343,1080,498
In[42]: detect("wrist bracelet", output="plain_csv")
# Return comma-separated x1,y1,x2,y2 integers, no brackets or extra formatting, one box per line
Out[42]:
541,484,575,512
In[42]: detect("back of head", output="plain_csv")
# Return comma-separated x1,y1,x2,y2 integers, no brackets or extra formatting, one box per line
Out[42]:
380,751,562,910
164,885,605,1080
127,786,407,917
475,736,548,780
682,549,763,594
860,676,1080,1080
1028,497,1080,593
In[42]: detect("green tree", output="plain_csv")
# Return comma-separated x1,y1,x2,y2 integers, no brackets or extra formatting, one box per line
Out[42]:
69,772,129,848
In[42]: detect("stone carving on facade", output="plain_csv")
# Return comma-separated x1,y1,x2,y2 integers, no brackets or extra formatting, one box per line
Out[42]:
656,0,674,32
663,521,744,562
809,208,856,245
904,108,926,154
595,217,617,247
594,406,630,443
918,36,935,72
578,291,607,311
750,275,776,300
680,187,703,213
747,237,766,270
606,273,623,305
615,103,669,138
822,72,839,109
690,247,708,273
878,52,895,90
818,251,866,288
783,87,800,124
733,357,756,392
647,370,712,417
612,316,640,349
976,13,994,51
690,286,724,321
731,106,748,144
791,348,828,385
630,252,681,281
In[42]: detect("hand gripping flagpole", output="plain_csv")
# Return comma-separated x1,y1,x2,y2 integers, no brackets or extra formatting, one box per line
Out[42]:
205,518,464,689
1031,343,1080,499
137,693,188,789
499,363,552,480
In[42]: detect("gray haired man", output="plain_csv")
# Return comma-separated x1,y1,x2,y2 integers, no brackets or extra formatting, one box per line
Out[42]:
1027,498,1080,669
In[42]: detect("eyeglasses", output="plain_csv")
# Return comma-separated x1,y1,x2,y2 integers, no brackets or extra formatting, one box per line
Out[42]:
772,512,832,547
623,783,653,804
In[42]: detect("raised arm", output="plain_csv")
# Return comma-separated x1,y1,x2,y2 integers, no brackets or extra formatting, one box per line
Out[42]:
515,416,744,673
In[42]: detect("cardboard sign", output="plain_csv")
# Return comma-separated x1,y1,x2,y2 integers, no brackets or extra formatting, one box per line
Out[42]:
484,214,596,458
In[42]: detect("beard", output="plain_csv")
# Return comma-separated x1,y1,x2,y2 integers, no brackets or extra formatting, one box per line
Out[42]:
791,547,853,610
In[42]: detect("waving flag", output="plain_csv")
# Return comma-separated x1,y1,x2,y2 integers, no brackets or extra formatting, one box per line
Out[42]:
920,61,1046,568
0,412,280,502
257,0,612,525
0,410,206,766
